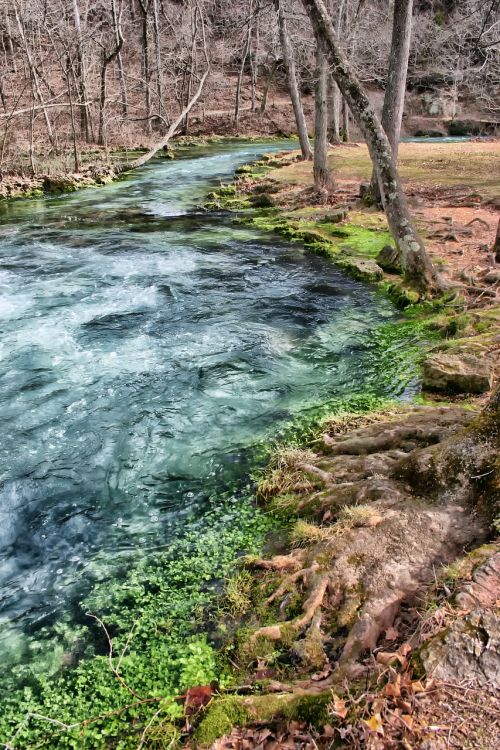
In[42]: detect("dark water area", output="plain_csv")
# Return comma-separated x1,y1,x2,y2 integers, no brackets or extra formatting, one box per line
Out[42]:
0,141,410,674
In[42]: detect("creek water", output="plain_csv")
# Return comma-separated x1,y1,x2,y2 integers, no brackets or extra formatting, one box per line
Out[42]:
0,141,410,682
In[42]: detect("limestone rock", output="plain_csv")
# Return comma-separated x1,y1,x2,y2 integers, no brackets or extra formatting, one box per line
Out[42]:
422,352,494,393
324,209,348,224
421,608,500,688
42,175,79,194
376,245,402,273
337,256,384,283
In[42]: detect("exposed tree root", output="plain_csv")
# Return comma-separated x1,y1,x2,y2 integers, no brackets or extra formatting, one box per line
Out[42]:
247,405,497,673
266,563,320,605
244,552,304,573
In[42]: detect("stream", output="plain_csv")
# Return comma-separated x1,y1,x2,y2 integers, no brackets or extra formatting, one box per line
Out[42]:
0,141,413,709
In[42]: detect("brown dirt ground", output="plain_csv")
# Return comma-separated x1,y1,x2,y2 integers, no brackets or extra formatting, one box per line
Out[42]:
255,140,500,287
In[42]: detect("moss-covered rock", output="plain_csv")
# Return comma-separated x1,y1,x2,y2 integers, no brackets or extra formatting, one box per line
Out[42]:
42,175,80,194
336,256,384,282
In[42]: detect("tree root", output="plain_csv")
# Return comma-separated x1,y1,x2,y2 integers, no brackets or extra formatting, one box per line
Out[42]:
297,462,333,485
244,404,497,674
266,563,320,604
250,568,329,644
244,552,304,573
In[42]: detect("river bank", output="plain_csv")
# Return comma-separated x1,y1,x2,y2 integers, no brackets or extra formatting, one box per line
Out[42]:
0,140,431,750
0,139,498,749
0,136,284,201
184,141,500,748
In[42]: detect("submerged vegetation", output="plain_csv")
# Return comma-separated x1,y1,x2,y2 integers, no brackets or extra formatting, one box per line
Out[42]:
0,497,273,748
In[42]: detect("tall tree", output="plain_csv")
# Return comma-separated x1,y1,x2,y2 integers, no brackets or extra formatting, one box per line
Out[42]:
301,0,440,292
97,0,124,148
370,0,414,203
137,0,153,134
313,37,333,195
71,0,93,140
234,0,254,128
13,2,55,147
274,0,312,160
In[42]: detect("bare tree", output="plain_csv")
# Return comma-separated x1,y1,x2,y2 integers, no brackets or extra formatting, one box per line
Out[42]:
119,0,210,172
137,0,153,134
301,0,440,292
71,0,93,140
234,0,254,128
13,2,56,147
313,37,333,195
114,0,128,118
370,0,414,203
97,0,125,148
274,0,312,160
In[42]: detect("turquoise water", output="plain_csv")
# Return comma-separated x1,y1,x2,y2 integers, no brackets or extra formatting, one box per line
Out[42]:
0,141,415,743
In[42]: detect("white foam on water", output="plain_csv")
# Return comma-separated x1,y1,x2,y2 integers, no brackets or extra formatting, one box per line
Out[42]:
105,251,197,279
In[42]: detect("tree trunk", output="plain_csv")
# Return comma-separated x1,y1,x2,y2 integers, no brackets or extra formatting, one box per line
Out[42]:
66,65,80,172
113,8,128,122
118,66,209,174
313,39,333,195
327,77,340,143
98,0,124,148
138,1,152,134
98,54,108,148
183,5,197,136
493,218,500,264
260,59,278,114
71,0,93,141
341,96,350,141
28,97,36,176
301,0,440,293
251,16,260,112
0,77,6,113
152,0,163,121
370,0,413,203
274,0,312,160
234,0,253,129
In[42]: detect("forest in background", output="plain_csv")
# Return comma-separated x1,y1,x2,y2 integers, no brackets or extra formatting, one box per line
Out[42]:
0,0,499,176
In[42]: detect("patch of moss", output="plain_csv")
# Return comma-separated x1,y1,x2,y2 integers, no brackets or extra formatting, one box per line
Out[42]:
379,280,421,308
249,193,276,208
195,697,250,746
196,690,331,741
223,571,254,617
284,693,331,727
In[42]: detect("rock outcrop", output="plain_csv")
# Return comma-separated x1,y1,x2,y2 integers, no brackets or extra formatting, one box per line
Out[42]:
422,351,494,393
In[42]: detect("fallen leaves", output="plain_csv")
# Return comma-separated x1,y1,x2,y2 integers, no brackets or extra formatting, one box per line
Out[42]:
362,712,384,735
210,721,327,749
329,693,348,719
